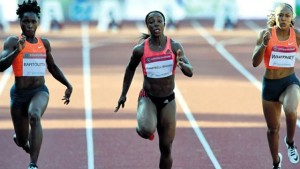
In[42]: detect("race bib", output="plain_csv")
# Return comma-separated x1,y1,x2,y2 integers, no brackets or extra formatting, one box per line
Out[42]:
145,54,174,78
23,53,47,76
269,46,296,67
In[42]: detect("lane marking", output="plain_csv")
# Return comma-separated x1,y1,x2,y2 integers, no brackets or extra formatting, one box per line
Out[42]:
0,67,12,96
191,21,262,90
244,20,300,128
135,22,221,168
0,119,267,129
175,86,222,169
218,38,253,46
81,22,95,169
243,20,261,32
191,21,271,169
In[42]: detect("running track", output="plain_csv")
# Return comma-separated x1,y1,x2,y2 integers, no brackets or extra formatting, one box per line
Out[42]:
0,19,300,169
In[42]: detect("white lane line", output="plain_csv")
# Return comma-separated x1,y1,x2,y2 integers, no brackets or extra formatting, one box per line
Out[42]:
218,38,253,46
135,22,221,169
243,20,261,32
81,22,95,169
192,21,262,90
175,86,222,169
191,20,267,168
0,67,12,96
244,20,300,128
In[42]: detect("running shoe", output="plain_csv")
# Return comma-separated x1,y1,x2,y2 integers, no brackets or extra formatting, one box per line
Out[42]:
284,136,299,164
273,153,282,169
13,134,30,153
136,127,155,141
28,163,38,169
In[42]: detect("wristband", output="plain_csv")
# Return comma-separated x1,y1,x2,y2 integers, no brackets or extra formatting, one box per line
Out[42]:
262,42,267,47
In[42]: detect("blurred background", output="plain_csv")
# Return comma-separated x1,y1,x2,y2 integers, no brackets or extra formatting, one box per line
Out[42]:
1,1,300,168
0,0,299,33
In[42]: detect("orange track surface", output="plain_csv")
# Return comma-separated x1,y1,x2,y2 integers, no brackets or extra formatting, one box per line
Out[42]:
0,20,300,169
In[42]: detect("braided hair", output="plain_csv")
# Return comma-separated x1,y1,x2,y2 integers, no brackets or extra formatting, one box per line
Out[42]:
267,3,295,27
16,0,41,19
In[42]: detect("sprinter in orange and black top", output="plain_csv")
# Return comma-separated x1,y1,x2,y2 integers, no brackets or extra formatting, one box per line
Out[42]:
252,3,300,169
115,11,193,169
0,1,72,169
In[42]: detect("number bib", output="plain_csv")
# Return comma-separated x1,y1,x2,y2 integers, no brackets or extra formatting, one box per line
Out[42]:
269,46,296,68
22,53,47,76
145,54,174,78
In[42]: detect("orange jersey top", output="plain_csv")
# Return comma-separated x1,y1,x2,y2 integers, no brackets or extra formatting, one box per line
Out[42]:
263,27,298,69
141,37,176,78
12,36,47,77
